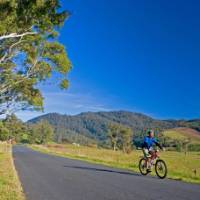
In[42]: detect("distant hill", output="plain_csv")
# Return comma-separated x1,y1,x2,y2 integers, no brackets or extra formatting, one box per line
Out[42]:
28,111,200,145
162,127,200,151
164,119,200,132
163,128,200,142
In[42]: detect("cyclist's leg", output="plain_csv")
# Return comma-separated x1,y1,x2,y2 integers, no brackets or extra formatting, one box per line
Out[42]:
148,147,155,171
142,148,148,157
149,147,154,159
142,148,151,168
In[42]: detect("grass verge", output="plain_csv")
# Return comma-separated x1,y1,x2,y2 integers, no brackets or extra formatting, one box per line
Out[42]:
0,143,25,200
30,144,200,184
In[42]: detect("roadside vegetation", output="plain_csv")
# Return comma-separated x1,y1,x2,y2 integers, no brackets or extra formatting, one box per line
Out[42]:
30,143,200,184
0,114,53,144
0,143,24,200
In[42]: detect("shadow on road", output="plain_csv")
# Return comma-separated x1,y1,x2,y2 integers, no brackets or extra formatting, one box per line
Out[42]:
63,165,148,178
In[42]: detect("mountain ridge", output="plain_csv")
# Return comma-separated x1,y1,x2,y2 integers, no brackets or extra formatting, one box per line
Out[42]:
28,111,200,145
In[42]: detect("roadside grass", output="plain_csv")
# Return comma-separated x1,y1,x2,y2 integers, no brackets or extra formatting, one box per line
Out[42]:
30,144,200,184
0,143,24,200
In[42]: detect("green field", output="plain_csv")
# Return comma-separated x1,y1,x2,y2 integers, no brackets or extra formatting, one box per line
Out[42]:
163,128,200,142
0,143,24,200
162,128,200,151
30,143,200,184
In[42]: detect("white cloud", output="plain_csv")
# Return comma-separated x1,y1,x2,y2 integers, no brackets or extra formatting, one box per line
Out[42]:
16,91,111,121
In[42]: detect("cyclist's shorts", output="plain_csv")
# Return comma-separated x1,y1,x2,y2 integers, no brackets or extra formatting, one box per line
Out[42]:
142,148,151,158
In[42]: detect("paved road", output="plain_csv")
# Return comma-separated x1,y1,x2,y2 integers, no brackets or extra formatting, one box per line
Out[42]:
13,145,200,200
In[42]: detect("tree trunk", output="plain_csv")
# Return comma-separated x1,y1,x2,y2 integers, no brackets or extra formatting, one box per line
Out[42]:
113,142,116,151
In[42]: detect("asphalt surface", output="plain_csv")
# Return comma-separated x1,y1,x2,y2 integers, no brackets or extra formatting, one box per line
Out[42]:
13,145,200,200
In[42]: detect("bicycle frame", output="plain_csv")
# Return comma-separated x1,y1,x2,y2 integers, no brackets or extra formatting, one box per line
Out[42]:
150,149,159,160
144,149,159,168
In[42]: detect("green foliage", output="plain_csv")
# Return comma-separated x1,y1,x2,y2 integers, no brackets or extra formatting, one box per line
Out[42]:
0,115,54,144
0,0,71,114
119,126,133,153
175,140,182,152
0,121,9,141
28,111,175,146
107,123,133,153
60,79,69,89
3,114,27,142
54,127,97,146
108,123,121,151
21,133,29,144
28,111,200,149
188,144,200,151
30,120,54,144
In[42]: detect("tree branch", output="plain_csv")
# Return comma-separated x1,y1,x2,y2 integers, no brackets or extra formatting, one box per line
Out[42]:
0,31,37,41
0,37,25,64
0,57,39,96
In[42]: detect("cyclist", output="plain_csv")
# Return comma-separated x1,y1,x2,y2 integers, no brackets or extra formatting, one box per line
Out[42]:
142,129,163,172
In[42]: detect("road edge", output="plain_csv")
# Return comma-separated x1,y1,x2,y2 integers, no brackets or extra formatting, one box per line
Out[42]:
11,145,26,200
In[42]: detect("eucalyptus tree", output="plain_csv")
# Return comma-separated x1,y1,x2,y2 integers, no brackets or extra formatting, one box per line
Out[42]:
119,126,133,153
0,0,72,115
108,123,121,151
108,123,133,153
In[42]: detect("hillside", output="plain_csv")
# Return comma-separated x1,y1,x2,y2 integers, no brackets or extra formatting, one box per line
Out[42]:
163,127,200,141
28,111,200,145
162,127,200,151
164,119,200,132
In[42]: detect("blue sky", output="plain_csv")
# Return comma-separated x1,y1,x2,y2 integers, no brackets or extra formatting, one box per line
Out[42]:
17,0,200,121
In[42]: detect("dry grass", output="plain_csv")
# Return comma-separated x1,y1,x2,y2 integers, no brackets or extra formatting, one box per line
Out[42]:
0,143,25,200
31,143,200,184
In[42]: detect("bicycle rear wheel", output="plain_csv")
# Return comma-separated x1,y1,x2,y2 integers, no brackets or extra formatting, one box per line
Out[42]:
139,158,148,175
155,159,167,179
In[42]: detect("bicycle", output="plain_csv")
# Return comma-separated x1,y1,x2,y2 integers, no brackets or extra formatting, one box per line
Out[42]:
139,148,167,179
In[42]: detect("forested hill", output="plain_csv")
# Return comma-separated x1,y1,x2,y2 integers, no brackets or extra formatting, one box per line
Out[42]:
28,111,200,144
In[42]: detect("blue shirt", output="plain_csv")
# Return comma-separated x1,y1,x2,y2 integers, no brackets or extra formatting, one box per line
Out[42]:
142,136,157,149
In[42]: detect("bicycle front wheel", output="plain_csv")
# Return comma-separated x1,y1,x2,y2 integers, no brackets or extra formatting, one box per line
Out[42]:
139,158,148,175
155,159,167,179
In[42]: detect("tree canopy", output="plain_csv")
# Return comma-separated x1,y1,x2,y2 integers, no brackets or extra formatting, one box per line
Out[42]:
108,123,133,153
0,0,71,115
30,119,54,144
0,114,54,144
